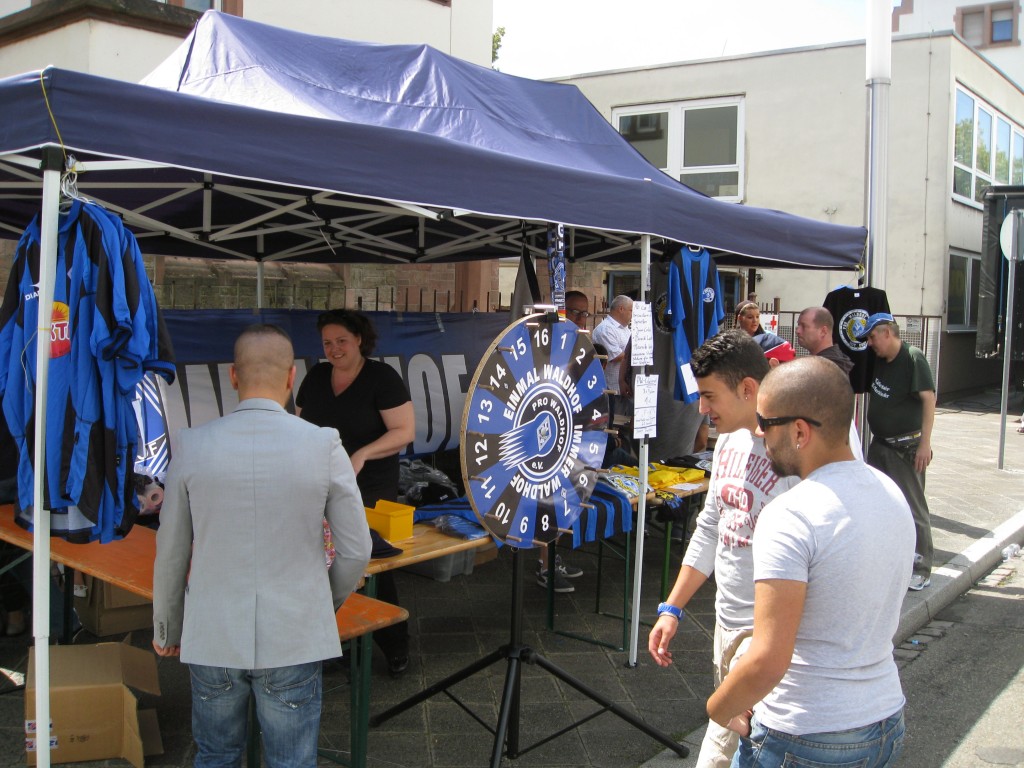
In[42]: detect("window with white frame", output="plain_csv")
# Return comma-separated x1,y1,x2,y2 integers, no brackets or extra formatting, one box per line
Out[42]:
953,85,1024,206
947,250,982,329
613,97,745,201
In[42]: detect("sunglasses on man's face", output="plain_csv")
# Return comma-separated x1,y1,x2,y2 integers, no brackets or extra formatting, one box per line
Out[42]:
566,308,591,319
755,413,823,431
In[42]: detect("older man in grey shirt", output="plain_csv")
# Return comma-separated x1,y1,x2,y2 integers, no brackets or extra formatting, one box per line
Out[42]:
592,294,633,393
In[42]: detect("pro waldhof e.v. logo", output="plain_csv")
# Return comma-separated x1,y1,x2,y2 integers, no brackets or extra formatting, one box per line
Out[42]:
461,313,609,546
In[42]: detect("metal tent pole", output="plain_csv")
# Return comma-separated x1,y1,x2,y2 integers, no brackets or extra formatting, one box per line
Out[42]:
627,234,651,665
31,148,63,768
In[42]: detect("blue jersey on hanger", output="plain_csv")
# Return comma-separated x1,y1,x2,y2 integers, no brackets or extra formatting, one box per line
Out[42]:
0,201,122,539
665,246,725,403
0,200,173,542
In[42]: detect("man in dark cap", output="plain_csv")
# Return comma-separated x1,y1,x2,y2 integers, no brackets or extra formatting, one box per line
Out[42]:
858,313,935,591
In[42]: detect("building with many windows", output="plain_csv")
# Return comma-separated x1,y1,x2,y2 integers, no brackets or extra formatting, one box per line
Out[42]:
559,29,1024,397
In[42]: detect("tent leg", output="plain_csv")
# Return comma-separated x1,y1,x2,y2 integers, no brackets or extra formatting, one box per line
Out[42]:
31,148,63,768
627,235,652,666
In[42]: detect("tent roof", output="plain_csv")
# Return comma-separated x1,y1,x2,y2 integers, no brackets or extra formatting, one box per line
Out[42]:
0,11,865,269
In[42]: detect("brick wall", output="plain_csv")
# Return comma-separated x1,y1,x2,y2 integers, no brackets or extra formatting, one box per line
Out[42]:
0,245,501,314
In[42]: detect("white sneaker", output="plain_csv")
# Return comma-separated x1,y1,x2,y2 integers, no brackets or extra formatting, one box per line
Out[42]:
908,574,931,591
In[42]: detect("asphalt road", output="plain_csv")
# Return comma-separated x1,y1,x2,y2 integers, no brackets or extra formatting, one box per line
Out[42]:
896,553,1024,768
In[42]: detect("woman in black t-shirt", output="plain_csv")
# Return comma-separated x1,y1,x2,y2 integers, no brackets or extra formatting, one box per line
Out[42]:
296,309,415,676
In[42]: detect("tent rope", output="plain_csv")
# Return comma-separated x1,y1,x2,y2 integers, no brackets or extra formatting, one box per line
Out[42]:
38,71,67,164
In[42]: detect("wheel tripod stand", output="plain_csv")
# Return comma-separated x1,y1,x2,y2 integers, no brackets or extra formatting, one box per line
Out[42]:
370,548,688,767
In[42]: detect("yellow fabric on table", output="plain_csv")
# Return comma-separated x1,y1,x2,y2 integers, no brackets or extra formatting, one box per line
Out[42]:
607,463,705,490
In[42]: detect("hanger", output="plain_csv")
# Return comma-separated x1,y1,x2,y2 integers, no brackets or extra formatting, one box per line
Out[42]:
58,155,88,213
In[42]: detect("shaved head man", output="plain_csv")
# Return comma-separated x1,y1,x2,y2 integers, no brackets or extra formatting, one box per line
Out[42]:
230,324,297,399
153,324,371,767
795,307,853,375
707,356,914,767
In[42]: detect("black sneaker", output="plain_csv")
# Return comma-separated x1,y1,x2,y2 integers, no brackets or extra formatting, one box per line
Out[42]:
387,655,409,677
536,568,574,593
554,554,583,579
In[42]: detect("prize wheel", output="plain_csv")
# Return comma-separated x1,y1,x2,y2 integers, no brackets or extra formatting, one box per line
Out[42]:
460,312,609,547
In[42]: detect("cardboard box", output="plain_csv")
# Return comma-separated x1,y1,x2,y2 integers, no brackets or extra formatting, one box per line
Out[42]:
74,575,153,637
25,641,162,768
365,500,414,541
401,548,476,582
473,543,498,567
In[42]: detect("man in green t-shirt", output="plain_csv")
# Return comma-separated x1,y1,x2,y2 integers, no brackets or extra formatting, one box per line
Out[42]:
858,313,935,591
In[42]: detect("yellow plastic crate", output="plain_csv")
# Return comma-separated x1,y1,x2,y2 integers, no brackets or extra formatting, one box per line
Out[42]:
365,500,414,541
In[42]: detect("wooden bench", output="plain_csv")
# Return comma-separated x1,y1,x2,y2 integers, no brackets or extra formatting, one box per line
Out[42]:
0,507,407,768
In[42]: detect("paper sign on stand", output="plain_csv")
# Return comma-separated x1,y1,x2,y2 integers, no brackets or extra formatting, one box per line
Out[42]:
632,374,658,439
630,302,654,367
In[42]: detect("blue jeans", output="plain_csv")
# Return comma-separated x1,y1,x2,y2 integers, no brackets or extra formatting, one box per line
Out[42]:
189,661,322,768
734,709,905,767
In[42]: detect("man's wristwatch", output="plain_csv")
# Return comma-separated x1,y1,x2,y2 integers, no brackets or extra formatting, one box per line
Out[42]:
657,602,684,620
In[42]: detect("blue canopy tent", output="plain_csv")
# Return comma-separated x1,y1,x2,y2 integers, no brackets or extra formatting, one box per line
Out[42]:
0,14,870,749
0,11,865,269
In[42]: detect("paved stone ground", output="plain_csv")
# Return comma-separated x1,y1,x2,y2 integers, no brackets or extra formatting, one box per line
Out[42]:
895,551,1024,767
0,387,1022,767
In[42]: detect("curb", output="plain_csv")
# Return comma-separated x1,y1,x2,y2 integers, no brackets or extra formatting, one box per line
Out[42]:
639,508,1024,768
895,508,1024,644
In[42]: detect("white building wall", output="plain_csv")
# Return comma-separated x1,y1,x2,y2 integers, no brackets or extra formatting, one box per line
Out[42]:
561,36,1023,312
242,0,491,66
882,35,956,317
561,43,870,313
562,34,1024,395
0,20,184,79
0,0,493,81
0,0,27,16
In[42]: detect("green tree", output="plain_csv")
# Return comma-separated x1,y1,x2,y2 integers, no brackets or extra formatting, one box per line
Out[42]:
492,26,506,66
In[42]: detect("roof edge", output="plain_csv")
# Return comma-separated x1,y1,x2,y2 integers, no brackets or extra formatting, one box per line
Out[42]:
0,0,198,48
550,30,960,82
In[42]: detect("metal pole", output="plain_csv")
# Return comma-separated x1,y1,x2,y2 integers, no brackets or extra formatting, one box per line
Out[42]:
628,235,651,665
32,152,62,768
866,80,890,289
998,210,1021,469
865,0,892,291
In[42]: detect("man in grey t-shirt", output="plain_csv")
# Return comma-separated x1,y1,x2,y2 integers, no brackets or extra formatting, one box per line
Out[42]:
707,356,914,767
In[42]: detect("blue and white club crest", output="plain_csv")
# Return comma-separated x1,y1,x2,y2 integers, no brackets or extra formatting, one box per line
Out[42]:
839,309,870,352
461,315,609,546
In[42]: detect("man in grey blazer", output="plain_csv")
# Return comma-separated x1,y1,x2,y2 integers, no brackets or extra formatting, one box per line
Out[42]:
152,324,372,768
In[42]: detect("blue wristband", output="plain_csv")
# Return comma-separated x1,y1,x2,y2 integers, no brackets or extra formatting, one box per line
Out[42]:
657,602,684,620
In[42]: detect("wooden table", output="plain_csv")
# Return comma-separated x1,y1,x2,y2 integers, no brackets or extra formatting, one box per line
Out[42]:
0,507,407,768
366,522,493,577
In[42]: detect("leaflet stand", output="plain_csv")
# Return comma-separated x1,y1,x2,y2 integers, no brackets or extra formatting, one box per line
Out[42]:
369,547,688,766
